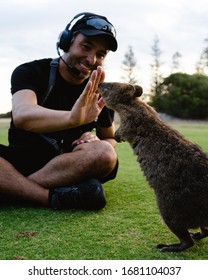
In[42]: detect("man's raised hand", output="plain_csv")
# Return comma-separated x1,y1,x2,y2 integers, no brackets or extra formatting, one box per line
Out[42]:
70,66,105,126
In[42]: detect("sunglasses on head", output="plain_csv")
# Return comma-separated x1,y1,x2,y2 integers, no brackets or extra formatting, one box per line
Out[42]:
79,18,117,37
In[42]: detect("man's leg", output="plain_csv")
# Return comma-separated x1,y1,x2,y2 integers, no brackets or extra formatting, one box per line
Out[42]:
28,141,117,188
0,141,117,210
27,141,117,210
0,157,49,206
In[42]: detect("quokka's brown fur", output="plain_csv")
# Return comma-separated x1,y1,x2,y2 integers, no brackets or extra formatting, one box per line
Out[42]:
99,82,208,252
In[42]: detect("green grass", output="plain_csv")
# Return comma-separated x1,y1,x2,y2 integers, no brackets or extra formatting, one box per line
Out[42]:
0,119,208,260
0,119,9,145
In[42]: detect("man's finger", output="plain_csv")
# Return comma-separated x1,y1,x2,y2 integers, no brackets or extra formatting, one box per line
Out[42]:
98,97,105,110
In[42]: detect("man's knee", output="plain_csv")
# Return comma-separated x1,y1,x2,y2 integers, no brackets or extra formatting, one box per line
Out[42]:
74,141,117,165
94,141,118,183
99,141,117,166
73,140,118,179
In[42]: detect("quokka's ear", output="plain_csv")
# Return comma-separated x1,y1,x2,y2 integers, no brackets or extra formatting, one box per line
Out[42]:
134,85,143,97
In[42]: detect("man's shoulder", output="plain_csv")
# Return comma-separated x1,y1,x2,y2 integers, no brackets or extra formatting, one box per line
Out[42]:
12,58,54,82
11,58,55,95
17,58,53,71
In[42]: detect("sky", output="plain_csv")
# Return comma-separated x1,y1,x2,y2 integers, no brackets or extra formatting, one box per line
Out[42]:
0,0,208,113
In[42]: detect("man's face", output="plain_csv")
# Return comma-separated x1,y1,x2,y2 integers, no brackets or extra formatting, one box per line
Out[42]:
65,33,109,82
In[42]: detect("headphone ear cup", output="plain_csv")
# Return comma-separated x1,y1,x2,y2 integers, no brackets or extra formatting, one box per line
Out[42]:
57,29,73,52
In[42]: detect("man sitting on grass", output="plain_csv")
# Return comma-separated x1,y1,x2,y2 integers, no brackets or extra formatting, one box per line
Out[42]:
0,12,118,211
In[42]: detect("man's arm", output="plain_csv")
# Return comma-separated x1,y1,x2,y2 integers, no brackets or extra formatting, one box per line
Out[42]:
12,67,105,133
12,89,74,132
96,123,117,148
71,123,117,149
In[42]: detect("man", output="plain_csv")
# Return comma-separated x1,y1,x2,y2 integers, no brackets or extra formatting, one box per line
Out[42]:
0,12,118,210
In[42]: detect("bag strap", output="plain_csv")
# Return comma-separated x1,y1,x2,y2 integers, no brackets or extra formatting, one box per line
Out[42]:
41,57,59,105
40,58,61,151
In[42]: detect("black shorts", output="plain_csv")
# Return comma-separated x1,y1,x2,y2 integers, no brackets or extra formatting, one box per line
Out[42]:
0,139,118,183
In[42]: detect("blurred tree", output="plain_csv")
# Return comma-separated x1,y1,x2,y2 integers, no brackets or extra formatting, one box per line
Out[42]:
203,37,208,70
150,35,163,96
196,37,208,74
121,45,138,84
196,53,206,75
171,52,182,73
150,73,208,119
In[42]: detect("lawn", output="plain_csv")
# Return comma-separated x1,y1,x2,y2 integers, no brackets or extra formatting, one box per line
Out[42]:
0,119,208,260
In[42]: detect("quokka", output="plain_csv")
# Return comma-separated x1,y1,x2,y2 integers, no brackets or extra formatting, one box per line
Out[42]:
99,82,208,252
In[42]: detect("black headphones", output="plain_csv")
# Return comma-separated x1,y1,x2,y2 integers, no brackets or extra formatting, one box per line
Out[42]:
57,12,103,52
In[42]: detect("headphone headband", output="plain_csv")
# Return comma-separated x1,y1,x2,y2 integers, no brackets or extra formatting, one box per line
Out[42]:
65,12,102,31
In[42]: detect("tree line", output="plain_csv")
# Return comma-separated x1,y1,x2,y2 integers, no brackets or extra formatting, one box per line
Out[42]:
0,111,11,118
122,36,208,119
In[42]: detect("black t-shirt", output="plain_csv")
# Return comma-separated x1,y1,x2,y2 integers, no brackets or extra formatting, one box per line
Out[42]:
9,58,114,152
